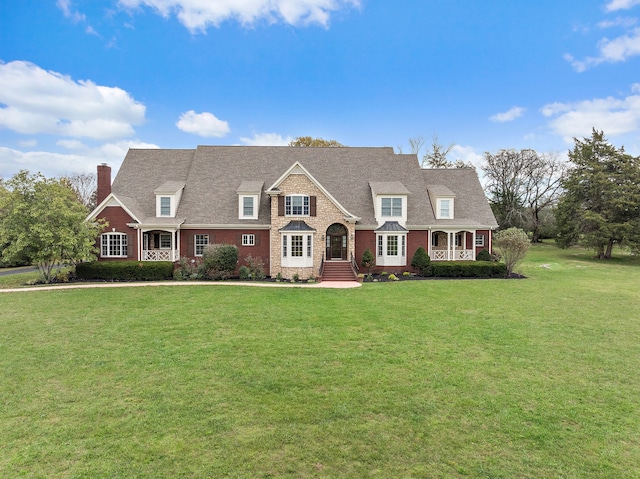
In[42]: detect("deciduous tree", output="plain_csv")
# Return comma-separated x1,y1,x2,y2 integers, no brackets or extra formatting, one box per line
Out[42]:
555,130,640,259
288,136,344,147
0,171,105,282
482,149,566,242
493,227,530,276
60,172,97,210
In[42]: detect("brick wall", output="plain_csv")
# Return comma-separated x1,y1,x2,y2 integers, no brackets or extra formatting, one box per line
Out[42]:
95,206,137,261
180,229,271,275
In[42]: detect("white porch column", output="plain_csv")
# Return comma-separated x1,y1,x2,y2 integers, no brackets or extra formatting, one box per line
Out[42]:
448,231,454,261
473,231,477,260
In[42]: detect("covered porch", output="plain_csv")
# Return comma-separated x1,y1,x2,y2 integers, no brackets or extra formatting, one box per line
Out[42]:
141,229,180,261
429,230,476,261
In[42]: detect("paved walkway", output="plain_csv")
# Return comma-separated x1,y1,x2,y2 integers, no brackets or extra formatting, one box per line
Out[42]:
0,280,362,293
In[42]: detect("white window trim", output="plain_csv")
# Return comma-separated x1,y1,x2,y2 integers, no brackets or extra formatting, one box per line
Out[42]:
436,198,454,219
285,194,310,217
156,195,176,217
159,233,172,250
375,195,407,226
239,195,259,220
475,234,485,247
101,232,128,258
375,232,407,267
195,234,209,256
242,234,255,246
281,233,313,267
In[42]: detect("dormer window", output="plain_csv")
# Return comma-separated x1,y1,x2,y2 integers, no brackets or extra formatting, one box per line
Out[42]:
436,198,454,219
237,181,263,220
369,182,409,227
381,197,402,217
154,181,185,218
160,196,171,216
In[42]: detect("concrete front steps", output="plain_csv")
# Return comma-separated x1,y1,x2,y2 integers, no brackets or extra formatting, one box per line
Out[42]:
321,261,359,282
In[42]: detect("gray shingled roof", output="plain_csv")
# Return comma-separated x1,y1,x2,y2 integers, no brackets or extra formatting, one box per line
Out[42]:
109,146,497,229
423,168,498,228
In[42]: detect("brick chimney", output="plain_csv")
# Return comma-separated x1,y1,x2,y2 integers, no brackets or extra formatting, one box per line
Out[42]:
96,163,112,205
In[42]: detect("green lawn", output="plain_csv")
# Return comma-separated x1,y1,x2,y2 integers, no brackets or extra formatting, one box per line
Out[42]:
1,244,639,478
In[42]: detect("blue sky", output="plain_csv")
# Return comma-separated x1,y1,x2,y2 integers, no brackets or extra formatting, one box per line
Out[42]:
1,0,640,178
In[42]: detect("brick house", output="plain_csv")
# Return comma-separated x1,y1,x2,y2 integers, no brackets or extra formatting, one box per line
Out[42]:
87,146,498,280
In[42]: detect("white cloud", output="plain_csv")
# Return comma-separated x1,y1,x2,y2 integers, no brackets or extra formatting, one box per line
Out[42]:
117,0,360,32
176,110,230,137
57,0,85,23
489,106,526,123
0,61,146,140
566,27,640,71
606,0,640,12
239,132,292,146
598,17,637,29
541,87,640,141
57,139,87,150
0,140,159,179
450,145,484,168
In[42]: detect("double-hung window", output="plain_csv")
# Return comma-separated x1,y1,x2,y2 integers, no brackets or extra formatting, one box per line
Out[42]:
475,234,485,247
239,195,258,219
285,195,309,216
160,196,171,216
436,198,454,219
101,233,128,257
195,234,209,256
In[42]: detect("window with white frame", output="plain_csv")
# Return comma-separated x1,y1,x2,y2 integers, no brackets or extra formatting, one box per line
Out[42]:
381,197,402,217
101,232,128,257
436,198,454,219
376,233,407,266
281,233,313,267
195,234,209,256
455,233,463,247
239,195,258,219
475,234,485,247
242,234,255,246
159,233,172,249
285,195,309,216
160,196,171,216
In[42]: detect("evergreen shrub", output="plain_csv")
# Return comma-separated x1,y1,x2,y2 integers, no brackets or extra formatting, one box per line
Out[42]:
76,261,174,281
411,246,432,276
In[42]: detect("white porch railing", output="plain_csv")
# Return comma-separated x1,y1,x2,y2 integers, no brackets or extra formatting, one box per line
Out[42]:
431,249,474,261
143,249,179,261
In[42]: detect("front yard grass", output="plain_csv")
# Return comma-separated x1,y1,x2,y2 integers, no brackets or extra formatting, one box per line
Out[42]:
1,243,639,478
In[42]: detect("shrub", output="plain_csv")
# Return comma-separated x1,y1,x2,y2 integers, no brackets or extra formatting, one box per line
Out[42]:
238,265,250,280
361,248,375,274
76,261,174,281
244,255,266,280
292,273,299,282
173,257,200,280
493,227,530,276
429,261,507,278
411,246,432,276
201,244,238,280
476,249,492,262
388,273,399,281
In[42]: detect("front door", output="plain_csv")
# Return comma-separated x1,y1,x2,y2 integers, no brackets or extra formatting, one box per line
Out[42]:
326,223,348,260
330,235,344,259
